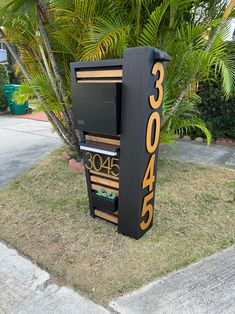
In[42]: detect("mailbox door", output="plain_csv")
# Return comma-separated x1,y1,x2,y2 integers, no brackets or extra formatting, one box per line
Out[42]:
72,83,122,136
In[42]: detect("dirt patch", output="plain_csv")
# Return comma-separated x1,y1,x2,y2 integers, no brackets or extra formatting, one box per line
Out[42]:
0,147,234,305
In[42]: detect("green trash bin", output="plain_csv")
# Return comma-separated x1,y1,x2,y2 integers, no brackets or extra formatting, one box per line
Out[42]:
2,84,29,115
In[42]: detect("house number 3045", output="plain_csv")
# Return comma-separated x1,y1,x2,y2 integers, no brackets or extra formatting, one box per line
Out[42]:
140,62,164,231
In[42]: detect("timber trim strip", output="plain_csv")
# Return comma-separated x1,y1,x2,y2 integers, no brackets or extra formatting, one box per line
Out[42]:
85,135,120,146
94,209,118,224
76,69,123,79
89,170,119,181
77,80,122,83
90,175,119,189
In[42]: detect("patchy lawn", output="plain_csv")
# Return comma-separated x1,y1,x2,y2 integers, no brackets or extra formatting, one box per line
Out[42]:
0,147,234,305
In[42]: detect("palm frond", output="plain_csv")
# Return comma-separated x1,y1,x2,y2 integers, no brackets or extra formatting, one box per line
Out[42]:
139,0,173,46
13,84,34,104
13,74,62,112
81,18,129,60
170,117,212,144
159,132,176,146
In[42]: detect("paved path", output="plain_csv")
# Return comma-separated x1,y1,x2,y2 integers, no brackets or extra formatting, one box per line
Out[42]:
0,242,108,314
0,116,61,189
159,141,235,169
110,246,235,314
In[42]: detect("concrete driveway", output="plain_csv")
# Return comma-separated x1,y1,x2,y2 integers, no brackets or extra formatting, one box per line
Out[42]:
0,116,62,190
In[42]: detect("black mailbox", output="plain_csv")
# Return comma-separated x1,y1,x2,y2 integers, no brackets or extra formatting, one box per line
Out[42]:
71,47,170,239
72,83,121,135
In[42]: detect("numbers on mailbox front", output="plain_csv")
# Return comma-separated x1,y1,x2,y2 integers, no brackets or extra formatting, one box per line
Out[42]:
85,152,119,176
140,62,164,231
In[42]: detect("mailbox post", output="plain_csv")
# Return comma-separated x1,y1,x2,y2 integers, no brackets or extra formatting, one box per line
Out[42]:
71,46,170,239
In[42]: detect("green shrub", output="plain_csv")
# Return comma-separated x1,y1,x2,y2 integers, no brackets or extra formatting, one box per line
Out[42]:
0,64,10,112
191,80,235,139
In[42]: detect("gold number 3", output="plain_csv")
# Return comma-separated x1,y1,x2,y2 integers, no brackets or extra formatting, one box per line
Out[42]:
85,152,93,170
149,62,164,109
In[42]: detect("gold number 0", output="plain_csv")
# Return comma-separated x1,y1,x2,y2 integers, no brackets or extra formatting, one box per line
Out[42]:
149,62,164,109
146,112,161,153
140,192,154,231
93,154,103,172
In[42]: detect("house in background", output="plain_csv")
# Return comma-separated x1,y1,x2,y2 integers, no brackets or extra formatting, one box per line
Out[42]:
0,42,7,64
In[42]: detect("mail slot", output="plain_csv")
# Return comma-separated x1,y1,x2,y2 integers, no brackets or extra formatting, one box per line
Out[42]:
72,83,122,135
71,47,171,239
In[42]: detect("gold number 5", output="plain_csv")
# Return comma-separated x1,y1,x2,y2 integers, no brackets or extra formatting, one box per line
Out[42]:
149,62,164,109
140,191,154,231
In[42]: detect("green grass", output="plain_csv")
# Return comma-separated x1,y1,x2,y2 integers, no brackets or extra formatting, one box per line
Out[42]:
0,146,234,305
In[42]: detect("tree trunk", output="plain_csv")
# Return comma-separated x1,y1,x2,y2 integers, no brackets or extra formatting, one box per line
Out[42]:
0,29,31,81
36,9,79,149
31,47,47,74
38,43,64,104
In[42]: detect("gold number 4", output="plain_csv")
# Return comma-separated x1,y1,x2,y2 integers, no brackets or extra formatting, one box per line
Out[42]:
142,154,155,191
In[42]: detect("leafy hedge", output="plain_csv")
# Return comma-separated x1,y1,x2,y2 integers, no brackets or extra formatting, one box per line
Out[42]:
192,80,235,139
0,64,9,112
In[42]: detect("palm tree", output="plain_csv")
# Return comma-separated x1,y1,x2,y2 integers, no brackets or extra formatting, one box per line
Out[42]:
0,0,234,149
0,0,80,152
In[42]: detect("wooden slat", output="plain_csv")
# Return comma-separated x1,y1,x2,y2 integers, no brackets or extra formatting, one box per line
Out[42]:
77,80,122,83
91,184,119,196
76,69,123,78
85,135,120,146
90,175,119,189
89,170,119,181
94,209,118,224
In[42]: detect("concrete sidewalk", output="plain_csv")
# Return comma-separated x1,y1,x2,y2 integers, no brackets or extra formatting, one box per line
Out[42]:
0,242,108,313
110,246,235,314
159,141,235,169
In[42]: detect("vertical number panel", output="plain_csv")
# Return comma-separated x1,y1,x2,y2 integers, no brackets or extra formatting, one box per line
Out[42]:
140,61,165,233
